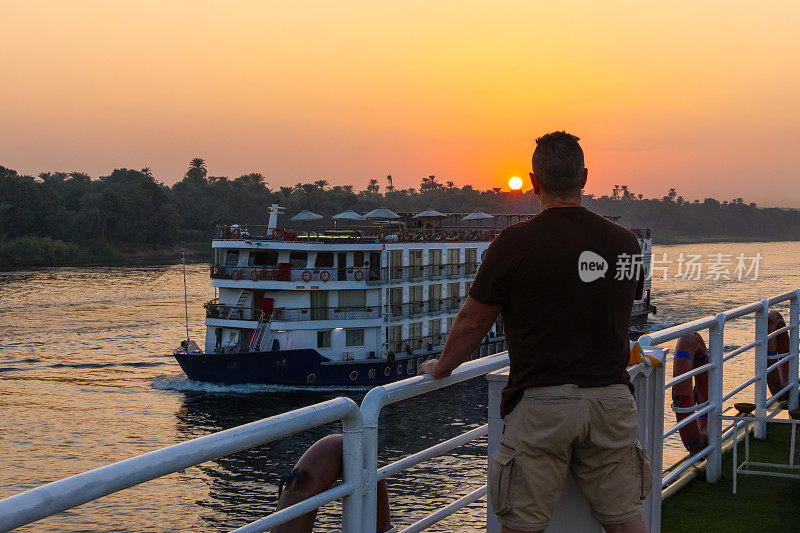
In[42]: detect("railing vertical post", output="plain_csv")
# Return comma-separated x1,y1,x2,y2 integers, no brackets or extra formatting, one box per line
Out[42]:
706,313,725,482
486,370,507,533
341,412,364,532
360,387,388,533
790,290,800,410
754,300,770,439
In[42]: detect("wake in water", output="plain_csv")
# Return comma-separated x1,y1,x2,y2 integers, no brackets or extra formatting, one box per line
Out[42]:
151,373,372,393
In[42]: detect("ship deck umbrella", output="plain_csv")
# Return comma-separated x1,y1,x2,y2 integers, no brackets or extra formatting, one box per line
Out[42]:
290,209,324,236
412,209,448,233
460,211,495,229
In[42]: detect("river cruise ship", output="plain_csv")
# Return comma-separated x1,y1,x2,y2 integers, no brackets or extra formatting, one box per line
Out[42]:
173,205,655,386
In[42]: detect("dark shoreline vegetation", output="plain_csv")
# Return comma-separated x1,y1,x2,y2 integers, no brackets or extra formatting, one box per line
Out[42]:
2,160,800,268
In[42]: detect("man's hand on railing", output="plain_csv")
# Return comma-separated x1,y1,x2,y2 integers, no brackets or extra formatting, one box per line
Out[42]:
417,358,452,379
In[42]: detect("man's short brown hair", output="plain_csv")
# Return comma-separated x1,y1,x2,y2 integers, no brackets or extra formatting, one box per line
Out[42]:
532,131,585,195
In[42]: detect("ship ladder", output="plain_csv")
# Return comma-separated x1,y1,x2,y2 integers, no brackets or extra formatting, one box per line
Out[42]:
249,313,275,352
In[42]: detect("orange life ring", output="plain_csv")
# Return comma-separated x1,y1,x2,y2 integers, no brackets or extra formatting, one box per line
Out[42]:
401,231,409,241
377,231,386,242
231,227,241,239
301,270,312,282
672,349,709,454
231,269,241,281
250,269,260,281
320,270,331,282
354,269,364,281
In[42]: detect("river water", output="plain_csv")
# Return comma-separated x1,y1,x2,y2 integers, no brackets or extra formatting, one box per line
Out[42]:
1,241,798,531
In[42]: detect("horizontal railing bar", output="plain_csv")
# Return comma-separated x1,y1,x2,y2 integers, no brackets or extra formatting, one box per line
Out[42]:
399,485,488,533
767,291,797,305
767,324,793,340
723,341,760,362
766,353,796,374
643,316,717,345
664,403,714,439
663,362,716,389
661,444,715,488
767,382,796,408
0,398,361,533
375,353,510,408
722,376,760,402
231,482,354,533
724,301,765,320
378,425,488,481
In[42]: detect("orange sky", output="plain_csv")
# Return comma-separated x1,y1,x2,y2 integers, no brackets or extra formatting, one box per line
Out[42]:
2,2,799,205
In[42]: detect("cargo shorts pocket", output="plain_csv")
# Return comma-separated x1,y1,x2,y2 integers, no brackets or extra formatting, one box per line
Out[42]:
489,442,517,515
633,440,652,500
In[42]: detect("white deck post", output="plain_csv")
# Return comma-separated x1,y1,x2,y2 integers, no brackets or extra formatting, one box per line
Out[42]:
486,370,603,533
754,300,769,439
706,313,725,482
789,290,800,410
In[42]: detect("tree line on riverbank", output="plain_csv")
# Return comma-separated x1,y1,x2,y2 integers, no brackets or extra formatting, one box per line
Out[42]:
2,159,800,267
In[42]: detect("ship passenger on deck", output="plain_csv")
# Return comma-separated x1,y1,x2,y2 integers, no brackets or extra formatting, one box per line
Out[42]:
419,131,650,533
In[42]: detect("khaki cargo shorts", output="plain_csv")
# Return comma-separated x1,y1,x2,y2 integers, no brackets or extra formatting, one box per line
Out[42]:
489,384,652,531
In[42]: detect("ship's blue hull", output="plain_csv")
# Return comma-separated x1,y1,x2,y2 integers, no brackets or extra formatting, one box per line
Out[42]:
174,342,506,386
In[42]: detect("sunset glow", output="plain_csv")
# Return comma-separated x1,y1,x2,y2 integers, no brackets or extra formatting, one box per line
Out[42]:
1,2,799,205
509,177,523,190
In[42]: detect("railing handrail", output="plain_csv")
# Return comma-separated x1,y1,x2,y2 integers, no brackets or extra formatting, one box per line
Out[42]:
0,397,364,533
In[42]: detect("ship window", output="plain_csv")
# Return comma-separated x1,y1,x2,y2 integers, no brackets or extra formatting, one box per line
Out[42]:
428,249,442,265
289,252,308,268
315,252,334,268
225,250,240,266
339,290,366,308
251,251,278,266
317,330,331,348
345,328,364,346
353,251,365,267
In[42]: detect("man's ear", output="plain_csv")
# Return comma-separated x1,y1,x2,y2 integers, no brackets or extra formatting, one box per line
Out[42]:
581,168,588,190
529,171,540,195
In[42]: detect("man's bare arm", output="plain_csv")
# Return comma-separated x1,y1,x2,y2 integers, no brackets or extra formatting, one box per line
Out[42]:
417,296,502,379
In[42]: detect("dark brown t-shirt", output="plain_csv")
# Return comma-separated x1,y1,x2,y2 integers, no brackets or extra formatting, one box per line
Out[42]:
469,206,643,417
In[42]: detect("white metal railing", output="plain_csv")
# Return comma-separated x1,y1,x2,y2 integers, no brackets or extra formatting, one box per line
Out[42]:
0,398,364,533
1,290,798,532
637,289,800,489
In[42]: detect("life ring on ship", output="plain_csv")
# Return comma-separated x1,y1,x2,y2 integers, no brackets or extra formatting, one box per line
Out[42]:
320,270,331,282
231,227,241,239
672,348,710,454
354,269,365,281
377,231,386,242
231,269,241,281
301,270,313,282
401,231,409,242
271,228,283,240
250,269,260,281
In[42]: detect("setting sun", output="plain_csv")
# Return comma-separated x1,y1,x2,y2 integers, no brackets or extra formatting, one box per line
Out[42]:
509,176,523,190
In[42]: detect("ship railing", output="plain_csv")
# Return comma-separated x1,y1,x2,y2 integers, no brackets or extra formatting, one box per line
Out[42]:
637,289,800,491
211,265,378,283
205,303,261,321
367,263,480,283
272,306,382,322
213,224,499,243
384,297,466,318
0,397,366,533
5,291,799,532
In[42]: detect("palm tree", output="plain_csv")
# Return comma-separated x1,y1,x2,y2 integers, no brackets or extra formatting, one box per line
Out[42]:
141,167,153,178
186,158,207,184
446,181,455,189
279,186,294,199
367,179,379,194
386,175,394,192
314,179,329,190
668,188,677,202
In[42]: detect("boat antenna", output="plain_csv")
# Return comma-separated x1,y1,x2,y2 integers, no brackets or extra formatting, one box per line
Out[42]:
181,249,190,347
